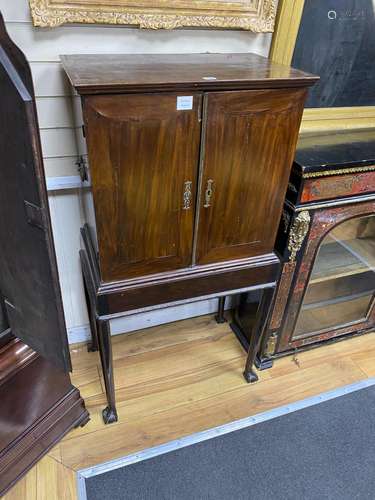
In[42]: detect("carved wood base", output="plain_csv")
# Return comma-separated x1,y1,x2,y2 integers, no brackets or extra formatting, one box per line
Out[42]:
0,354,89,496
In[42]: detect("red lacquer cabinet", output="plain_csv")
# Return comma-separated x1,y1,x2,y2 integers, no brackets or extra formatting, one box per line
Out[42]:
233,129,375,368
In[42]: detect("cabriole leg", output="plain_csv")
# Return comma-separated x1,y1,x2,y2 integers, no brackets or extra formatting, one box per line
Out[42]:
243,287,275,384
97,318,118,424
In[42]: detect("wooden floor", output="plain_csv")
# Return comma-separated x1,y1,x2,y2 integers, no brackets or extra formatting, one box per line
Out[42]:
4,314,375,499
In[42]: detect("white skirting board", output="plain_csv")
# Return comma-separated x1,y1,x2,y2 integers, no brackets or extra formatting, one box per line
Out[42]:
67,296,233,344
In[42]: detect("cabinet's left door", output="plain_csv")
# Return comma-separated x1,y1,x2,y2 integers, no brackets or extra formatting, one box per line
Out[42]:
84,93,202,282
0,16,71,371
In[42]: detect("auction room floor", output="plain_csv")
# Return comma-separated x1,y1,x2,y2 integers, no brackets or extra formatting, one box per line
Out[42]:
4,314,375,499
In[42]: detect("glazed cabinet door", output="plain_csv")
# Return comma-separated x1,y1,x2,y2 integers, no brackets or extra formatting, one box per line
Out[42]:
278,203,375,353
195,89,307,265
84,93,202,282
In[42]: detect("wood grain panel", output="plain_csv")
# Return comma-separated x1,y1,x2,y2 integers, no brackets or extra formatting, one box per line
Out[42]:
59,317,371,466
60,354,366,470
36,456,77,500
352,348,375,377
196,88,307,265
62,53,317,95
0,454,78,500
99,256,279,314
2,466,37,500
84,93,202,281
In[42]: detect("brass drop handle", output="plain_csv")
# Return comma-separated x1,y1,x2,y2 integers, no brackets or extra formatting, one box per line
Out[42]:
183,181,193,210
204,179,214,208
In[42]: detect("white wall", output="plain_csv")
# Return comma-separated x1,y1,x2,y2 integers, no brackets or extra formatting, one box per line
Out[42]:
1,1,273,343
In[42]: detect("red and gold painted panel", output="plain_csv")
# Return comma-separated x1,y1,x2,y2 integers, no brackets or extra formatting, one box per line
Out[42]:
301,170,375,203
269,261,296,330
277,200,375,353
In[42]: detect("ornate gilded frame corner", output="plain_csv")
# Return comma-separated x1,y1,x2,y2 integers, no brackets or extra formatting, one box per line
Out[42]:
270,0,375,133
287,211,310,262
28,0,276,31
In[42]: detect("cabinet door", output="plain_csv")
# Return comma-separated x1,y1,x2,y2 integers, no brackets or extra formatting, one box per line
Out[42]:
278,204,375,353
84,93,202,282
195,89,306,265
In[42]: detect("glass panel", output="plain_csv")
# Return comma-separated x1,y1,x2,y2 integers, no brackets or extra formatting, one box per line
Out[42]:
293,214,375,339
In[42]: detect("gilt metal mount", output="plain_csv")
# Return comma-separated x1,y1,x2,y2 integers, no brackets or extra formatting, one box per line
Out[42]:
287,211,310,262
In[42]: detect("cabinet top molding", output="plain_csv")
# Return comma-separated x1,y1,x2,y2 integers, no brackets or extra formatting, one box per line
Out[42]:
61,53,318,95
29,0,276,31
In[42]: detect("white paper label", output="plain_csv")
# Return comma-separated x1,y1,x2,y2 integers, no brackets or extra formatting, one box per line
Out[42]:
177,96,193,110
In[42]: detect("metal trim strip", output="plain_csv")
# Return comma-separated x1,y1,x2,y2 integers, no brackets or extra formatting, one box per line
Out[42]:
76,378,375,499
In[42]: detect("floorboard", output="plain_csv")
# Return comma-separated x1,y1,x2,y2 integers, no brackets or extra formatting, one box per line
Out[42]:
3,314,374,498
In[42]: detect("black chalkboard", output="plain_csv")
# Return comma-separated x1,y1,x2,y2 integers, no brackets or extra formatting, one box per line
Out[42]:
291,0,375,108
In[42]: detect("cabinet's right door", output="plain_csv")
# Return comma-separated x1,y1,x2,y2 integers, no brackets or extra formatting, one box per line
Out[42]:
195,89,307,265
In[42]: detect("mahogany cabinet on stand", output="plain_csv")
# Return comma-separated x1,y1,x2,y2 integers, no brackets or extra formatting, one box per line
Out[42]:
62,53,318,423
233,129,375,368
0,14,89,496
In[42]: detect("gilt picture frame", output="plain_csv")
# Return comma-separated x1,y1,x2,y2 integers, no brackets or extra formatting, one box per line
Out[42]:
271,0,375,132
29,0,276,31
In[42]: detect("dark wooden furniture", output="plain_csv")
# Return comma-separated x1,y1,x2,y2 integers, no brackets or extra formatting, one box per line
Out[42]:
62,53,317,424
0,14,89,496
233,129,375,368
